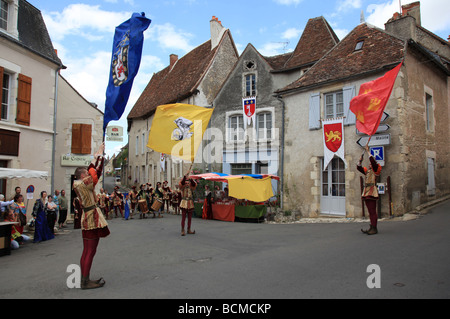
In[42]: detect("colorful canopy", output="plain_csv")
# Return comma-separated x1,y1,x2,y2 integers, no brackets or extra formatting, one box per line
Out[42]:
190,172,279,202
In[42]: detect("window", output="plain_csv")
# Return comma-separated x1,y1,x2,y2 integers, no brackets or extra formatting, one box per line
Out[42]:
355,40,364,51
257,112,272,140
231,163,252,175
426,93,434,132
0,0,8,31
1,70,10,120
229,115,244,141
245,74,256,97
142,132,146,154
135,135,139,156
325,91,344,119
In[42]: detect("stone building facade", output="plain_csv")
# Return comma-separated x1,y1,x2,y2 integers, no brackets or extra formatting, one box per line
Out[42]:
126,17,239,189
276,4,450,217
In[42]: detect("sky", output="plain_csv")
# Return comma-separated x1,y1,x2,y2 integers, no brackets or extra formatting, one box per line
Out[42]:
33,0,450,158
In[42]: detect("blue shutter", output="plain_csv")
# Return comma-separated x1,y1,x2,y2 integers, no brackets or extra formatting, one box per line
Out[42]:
309,93,321,130
343,86,356,126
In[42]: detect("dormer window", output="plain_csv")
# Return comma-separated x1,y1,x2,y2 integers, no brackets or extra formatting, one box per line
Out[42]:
0,0,8,30
354,39,365,51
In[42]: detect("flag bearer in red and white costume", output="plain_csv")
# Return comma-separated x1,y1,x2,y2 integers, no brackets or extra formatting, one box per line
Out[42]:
179,174,197,236
357,145,382,235
73,143,110,289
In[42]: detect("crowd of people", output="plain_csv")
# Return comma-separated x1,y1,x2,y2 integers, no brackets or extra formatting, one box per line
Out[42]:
1,187,69,250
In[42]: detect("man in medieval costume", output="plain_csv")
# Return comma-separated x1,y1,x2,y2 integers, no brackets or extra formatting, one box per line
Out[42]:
73,143,110,289
357,145,382,235
179,174,197,236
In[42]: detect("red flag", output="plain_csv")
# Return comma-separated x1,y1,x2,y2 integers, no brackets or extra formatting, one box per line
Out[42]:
350,62,402,136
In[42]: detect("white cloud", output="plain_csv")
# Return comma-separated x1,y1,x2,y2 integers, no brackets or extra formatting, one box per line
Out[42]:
282,27,302,40
273,0,303,6
42,4,131,41
147,23,195,53
337,0,362,12
366,0,450,34
258,42,293,56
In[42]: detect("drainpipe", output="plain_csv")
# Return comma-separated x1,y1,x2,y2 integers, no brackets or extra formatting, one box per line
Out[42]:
51,66,62,195
275,94,285,211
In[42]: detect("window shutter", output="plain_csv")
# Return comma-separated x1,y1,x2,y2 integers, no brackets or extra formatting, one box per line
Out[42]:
0,67,4,107
343,85,356,125
427,158,436,195
309,93,321,130
71,123,92,154
16,74,32,126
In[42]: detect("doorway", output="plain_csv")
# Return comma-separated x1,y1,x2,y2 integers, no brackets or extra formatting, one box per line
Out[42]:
321,157,346,216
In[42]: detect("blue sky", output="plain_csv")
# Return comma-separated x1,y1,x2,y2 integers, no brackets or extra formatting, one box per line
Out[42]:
33,0,450,157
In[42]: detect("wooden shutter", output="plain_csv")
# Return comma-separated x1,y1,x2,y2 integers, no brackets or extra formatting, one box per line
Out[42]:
71,123,92,154
309,93,321,130
16,74,32,126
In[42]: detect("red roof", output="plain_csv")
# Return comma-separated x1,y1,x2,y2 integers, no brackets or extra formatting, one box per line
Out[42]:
277,23,406,93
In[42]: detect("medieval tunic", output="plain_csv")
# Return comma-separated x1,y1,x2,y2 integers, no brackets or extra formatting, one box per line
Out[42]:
357,155,382,227
358,156,381,200
180,181,196,211
73,160,110,239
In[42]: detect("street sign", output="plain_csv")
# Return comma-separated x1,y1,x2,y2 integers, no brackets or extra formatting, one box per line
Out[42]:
356,124,390,135
380,112,389,123
106,126,124,142
370,146,385,166
357,134,391,147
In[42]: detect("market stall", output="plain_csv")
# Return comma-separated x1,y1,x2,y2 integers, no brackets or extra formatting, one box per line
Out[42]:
190,172,279,223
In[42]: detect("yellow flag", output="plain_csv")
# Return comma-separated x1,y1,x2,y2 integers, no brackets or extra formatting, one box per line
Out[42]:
147,103,214,162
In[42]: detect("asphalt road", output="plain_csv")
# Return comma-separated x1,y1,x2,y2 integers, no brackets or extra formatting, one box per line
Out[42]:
1,199,449,301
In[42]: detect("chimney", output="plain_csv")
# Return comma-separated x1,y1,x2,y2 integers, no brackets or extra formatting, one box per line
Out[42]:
401,1,421,26
170,54,178,70
210,16,226,50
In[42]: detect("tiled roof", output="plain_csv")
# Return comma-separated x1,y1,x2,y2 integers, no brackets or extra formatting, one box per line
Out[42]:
277,23,406,93
15,0,62,66
128,38,219,120
269,16,339,72
283,16,340,70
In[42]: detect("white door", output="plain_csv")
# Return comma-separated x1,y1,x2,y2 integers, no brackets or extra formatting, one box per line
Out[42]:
321,157,346,216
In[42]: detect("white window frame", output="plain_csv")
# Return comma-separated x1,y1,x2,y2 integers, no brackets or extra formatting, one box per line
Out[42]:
141,132,146,154
226,111,245,143
425,92,434,133
255,107,275,142
243,73,256,97
1,71,10,121
324,91,344,119
0,0,8,31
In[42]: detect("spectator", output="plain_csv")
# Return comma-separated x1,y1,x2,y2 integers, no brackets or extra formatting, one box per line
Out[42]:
0,194,14,217
4,210,31,250
46,195,57,235
10,194,27,234
58,190,68,229
32,191,54,243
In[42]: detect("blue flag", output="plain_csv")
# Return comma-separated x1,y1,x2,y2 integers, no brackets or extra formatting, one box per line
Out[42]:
104,12,151,132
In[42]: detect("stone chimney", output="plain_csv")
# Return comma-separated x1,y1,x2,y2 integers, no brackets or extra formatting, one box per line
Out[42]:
385,2,421,41
210,16,226,50
170,54,178,70
402,1,421,27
